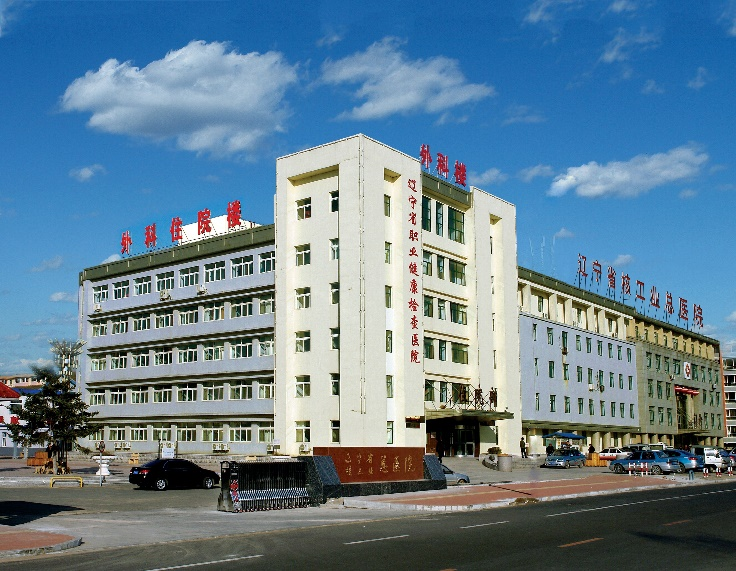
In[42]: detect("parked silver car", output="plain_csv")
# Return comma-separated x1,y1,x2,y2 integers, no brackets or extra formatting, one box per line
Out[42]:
609,450,677,475
661,449,702,473
544,449,586,468
442,464,470,484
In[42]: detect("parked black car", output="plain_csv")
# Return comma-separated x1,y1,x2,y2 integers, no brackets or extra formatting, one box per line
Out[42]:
129,459,220,491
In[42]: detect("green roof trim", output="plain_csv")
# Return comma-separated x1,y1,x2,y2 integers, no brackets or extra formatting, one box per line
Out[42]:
80,224,275,285
421,172,471,208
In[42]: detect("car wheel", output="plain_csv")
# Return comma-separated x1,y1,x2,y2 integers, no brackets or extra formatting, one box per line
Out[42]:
564,461,570,469
459,478,469,484
203,476,215,489
578,461,584,468
613,464,624,474
154,478,168,491
651,465,663,475
677,462,686,474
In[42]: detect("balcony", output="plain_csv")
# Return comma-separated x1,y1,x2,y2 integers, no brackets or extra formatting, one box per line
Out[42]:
426,386,513,421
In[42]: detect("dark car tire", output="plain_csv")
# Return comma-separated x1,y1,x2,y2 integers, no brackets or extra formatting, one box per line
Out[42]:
651,465,663,475
578,461,584,468
458,478,469,484
564,461,570,469
613,463,624,474
677,462,686,474
203,476,215,489
154,478,168,491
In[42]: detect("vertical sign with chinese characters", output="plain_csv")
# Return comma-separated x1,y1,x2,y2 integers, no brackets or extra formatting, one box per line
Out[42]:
406,178,422,367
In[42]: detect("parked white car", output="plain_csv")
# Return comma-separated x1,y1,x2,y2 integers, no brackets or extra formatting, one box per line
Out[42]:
689,446,725,470
598,447,630,461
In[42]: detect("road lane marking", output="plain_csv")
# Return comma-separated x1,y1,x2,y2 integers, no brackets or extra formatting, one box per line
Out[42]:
559,538,603,548
663,519,691,526
143,555,264,570
344,534,409,545
459,520,509,529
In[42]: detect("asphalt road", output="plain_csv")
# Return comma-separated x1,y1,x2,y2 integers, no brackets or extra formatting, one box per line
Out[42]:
3,481,735,571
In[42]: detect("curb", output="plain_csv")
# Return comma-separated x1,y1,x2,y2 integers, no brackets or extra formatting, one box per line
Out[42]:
0,536,83,559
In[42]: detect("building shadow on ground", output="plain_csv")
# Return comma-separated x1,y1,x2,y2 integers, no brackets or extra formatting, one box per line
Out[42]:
0,501,82,526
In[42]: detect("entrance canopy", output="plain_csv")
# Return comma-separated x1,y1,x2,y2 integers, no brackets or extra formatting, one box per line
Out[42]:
541,431,584,440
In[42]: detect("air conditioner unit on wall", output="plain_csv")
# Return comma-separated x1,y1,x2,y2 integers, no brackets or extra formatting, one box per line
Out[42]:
196,285,208,295
160,290,171,301
94,304,102,313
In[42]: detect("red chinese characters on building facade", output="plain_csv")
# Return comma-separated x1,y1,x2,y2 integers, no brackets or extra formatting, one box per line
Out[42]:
420,145,432,169
144,223,157,250
453,161,467,187
436,153,449,179
577,254,588,277
678,298,688,321
406,178,421,364
197,208,212,235
121,231,132,255
649,286,660,308
419,144,467,187
665,292,674,315
170,217,183,242
227,200,242,229
607,266,616,289
592,260,602,283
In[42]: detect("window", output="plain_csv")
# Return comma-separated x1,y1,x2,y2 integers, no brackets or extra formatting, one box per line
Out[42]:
536,393,540,411
258,423,275,442
387,421,394,444
424,380,435,401
435,201,444,236
619,374,624,389
600,401,606,416
452,343,469,364
648,379,654,397
90,357,106,371
562,331,568,349
204,261,225,283
331,374,340,396
658,407,664,424
179,266,199,288
628,376,633,390
665,382,672,399
153,387,172,403
424,296,434,318
230,382,252,400
449,260,466,285
422,250,432,275
386,330,393,353
331,421,340,443
608,343,613,358
201,384,224,401
538,296,544,313
617,346,622,360
448,207,465,243
132,352,149,368
385,242,392,264
422,196,431,231
621,402,626,418
134,276,151,296
133,314,150,332
110,353,127,369
611,402,616,417
386,375,394,398
109,426,125,441
231,298,253,318
673,360,681,374
177,424,196,442
259,336,274,356
259,294,275,314
656,381,663,399
93,285,108,303
154,348,173,366
331,328,340,350
424,337,435,359
109,389,126,405
330,239,339,260
204,343,224,361
630,404,635,419
331,282,339,304
92,322,107,337
547,328,554,345
532,324,537,341
548,361,555,378
113,280,130,299
564,396,571,414
590,399,595,415
563,364,570,381
384,194,391,216
586,338,592,353
439,339,447,361
230,423,252,443
203,302,224,322
331,190,339,212
646,352,652,368
610,372,614,388
588,368,593,384
155,311,173,329
179,307,198,325
178,344,198,364
436,256,445,279
178,383,197,402
295,331,311,353
535,358,539,376
577,366,583,383
296,198,311,220
550,395,556,412
259,251,275,273
655,354,661,372
295,421,310,443
597,340,603,356
576,335,581,351
258,382,274,399
450,302,467,325
295,244,311,266
437,299,446,320
578,398,584,414
156,272,174,292
231,255,253,277
111,318,128,335
89,390,105,405
295,288,311,309
295,376,311,398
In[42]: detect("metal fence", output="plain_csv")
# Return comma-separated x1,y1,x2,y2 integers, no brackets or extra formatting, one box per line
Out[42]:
221,460,310,512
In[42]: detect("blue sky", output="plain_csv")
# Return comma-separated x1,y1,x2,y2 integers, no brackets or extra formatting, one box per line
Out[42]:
2,0,736,373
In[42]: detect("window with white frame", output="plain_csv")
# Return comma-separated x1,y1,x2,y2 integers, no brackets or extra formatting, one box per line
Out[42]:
451,343,468,364
156,271,174,291
155,311,173,328
92,322,107,337
258,382,274,399
204,261,225,283
259,294,275,314
109,426,125,441
436,201,444,236
109,388,126,405
384,194,391,216
331,190,339,212
296,198,311,220
110,353,127,369
230,423,252,442
259,251,275,273
230,298,253,318
130,387,148,404
154,347,173,366
130,425,147,441
295,331,311,353
177,424,196,442
423,296,434,318
153,387,172,403
331,328,340,350
229,339,253,359
295,421,311,443
258,423,274,442
179,306,198,325
422,250,432,275
90,357,106,371
152,424,171,441
295,288,311,309
259,335,274,356
448,207,465,243
178,344,198,363
202,383,224,401
231,255,253,278
386,375,394,398
133,314,150,332
331,373,340,395
385,286,392,308
437,255,445,279
296,375,311,397
203,302,224,322
93,285,108,303
437,299,446,320
387,421,394,444
295,244,311,266
134,276,151,296
89,390,105,405
230,382,252,400
386,330,393,353
331,282,339,304
131,352,149,368
111,318,128,335
449,259,466,285
177,383,197,402
179,266,199,287
450,302,467,325
113,280,130,299
203,343,224,361
331,421,340,443
385,242,392,264
330,239,339,260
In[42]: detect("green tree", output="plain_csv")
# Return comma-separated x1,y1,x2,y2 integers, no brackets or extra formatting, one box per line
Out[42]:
6,365,98,473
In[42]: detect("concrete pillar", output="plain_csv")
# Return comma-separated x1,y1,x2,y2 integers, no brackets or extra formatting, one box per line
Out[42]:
602,432,611,448
623,432,631,446
642,433,650,444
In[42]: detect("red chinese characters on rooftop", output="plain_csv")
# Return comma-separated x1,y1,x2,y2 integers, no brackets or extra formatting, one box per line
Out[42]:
419,144,467,187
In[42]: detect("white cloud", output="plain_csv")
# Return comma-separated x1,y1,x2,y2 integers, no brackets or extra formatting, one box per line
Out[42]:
553,227,574,240
725,311,736,323
518,164,555,182
611,254,633,266
600,27,659,64
61,41,298,157
317,33,343,47
641,79,664,94
524,0,581,24
101,254,122,264
69,163,106,182
50,292,76,303
30,255,63,272
679,188,697,199
470,168,508,187
20,358,55,369
0,0,20,38
608,0,637,13
548,144,708,198
320,37,494,120
687,66,709,90
502,104,546,126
